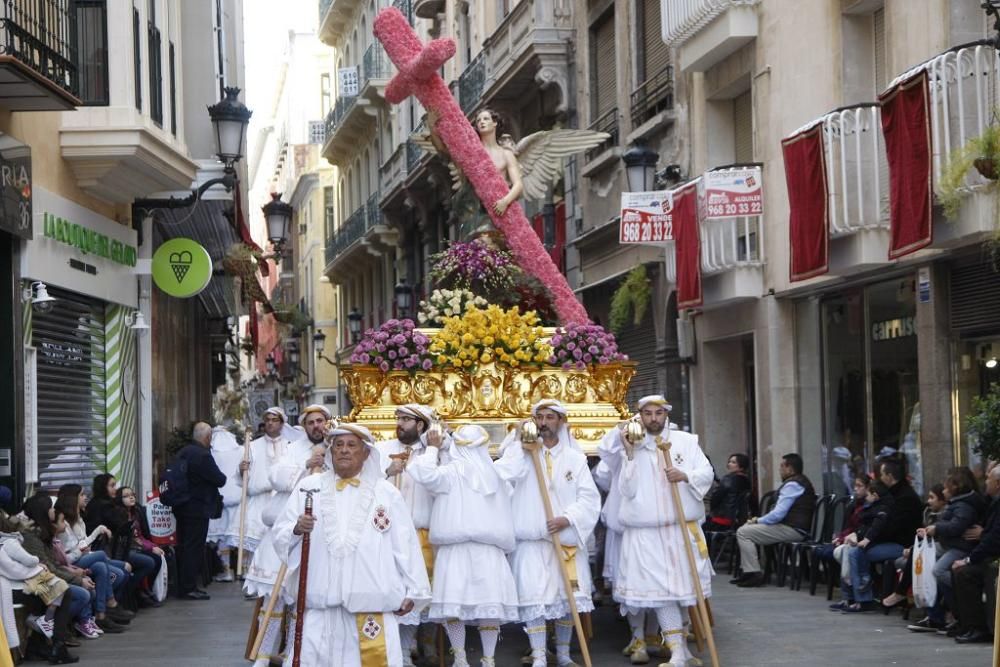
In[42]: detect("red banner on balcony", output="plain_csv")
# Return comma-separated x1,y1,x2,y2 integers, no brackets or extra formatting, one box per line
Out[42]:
782,123,829,281
879,70,933,259
673,183,701,309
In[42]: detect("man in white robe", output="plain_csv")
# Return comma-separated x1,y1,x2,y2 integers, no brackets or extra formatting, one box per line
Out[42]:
208,426,243,583
494,399,600,667
375,404,441,667
272,422,431,667
408,424,519,667
246,405,330,666
601,395,714,667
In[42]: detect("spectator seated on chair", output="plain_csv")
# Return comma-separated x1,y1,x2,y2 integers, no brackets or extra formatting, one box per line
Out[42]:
831,480,893,612
732,453,816,588
843,457,923,612
907,467,986,635
815,476,868,576
882,484,946,611
704,453,752,533
949,464,1000,644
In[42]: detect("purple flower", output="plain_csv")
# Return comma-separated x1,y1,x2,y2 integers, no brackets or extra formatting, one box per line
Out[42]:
379,361,390,372
599,356,609,364
404,357,415,368
421,359,433,371
392,334,406,346
548,355,558,364
588,345,600,355
558,350,567,360
566,342,576,351
583,353,593,363
398,346,408,356
374,356,383,365
388,350,397,360
575,361,586,370
572,349,583,360
360,353,371,364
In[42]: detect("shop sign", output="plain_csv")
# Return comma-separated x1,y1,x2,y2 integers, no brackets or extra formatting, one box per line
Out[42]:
152,237,212,298
338,67,359,97
917,267,931,304
0,142,31,240
703,167,763,219
871,316,916,341
619,190,673,244
42,213,137,267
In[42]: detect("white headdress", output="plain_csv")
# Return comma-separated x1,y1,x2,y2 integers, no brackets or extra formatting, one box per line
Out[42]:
300,404,332,420
327,422,384,479
395,404,437,426
210,426,239,452
531,399,568,417
637,395,672,412
450,424,501,496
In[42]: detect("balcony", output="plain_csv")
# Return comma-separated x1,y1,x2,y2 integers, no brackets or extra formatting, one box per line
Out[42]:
413,0,444,20
318,0,364,47
0,0,82,110
324,192,397,282
478,0,574,111
458,51,485,116
581,108,620,173
663,0,760,73
322,45,393,166
630,66,674,130
380,142,410,205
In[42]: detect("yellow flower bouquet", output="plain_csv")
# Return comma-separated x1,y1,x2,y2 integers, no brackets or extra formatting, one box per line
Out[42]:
428,304,552,371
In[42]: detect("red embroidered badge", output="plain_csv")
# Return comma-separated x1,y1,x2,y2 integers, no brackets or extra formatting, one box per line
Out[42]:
373,505,391,532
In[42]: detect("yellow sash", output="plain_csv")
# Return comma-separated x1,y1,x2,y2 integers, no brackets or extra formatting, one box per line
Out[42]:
687,521,708,558
356,613,388,667
417,528,435,582
561,544,579,589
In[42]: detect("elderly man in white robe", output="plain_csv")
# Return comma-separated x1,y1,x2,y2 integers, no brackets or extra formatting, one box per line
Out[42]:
408,424,519,667
494,399,600,667
600,395,714,667
246,404,331,667
272,422,431,667
375,404,442,667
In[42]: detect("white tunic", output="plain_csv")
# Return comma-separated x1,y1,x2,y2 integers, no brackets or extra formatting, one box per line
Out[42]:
408,445,519,622
233,434,297,551
374,438,435,530
208,437,244,545
596,435,628,584
272,472,431,667
609,428,715,612
494,439,601,622
244,437,316,596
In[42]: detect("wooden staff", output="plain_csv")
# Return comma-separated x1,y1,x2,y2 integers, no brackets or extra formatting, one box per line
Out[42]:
292,488,316,667
522,422,592,667
252,444,327,660
237,428,252,577
659,437,719,667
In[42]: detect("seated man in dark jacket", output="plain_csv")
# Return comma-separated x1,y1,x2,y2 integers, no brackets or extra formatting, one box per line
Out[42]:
846,457,922,609
950,465,1000,644
705,453,752,531
173,422,226,600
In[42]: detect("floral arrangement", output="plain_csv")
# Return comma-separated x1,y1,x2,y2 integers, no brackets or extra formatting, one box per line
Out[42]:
428,239,521,296
428,304,551,371
374,7,589,325
548,323,628,370
350,319,434,372
610,265,652,334
418,288,488,325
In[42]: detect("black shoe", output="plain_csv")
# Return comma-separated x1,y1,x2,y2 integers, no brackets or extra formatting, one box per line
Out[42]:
106,607,133,624
938,621,961,637
48,640,80,664
95,617,126,634
193,588,209,595
182,590,210,600
63,637,80,648
828,600,852,612
907,616,945,633
729,573,748,585
736,572,766,588
841,601,878,613
955,629,992,644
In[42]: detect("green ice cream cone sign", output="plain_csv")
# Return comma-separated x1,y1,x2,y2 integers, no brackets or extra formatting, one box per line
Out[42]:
153,238,212,297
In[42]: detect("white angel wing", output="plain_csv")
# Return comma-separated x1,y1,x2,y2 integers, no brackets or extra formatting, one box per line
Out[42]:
515,129,611,201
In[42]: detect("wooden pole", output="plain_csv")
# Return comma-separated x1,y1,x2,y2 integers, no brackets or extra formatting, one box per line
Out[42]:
237,431,251,577
527,446,592,667
292,490,316,667
661,443,720,667
248,564,287,661
243,596,264,661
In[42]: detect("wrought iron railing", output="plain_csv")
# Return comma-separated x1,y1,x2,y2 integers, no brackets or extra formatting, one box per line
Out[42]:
458,51,485,115
380,143,408,194
630,66,674,127
324,94,357,144
362,43,391,86
325,206,365,266
586,108,619,162
365,192,381,230
0,0,78,96
392,0,412,24
406,122,427,172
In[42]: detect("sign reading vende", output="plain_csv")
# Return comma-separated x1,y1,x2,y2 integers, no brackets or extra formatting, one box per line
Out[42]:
619,190,674,244
704,166,763,219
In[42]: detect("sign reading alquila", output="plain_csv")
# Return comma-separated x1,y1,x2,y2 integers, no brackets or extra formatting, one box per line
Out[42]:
42,212,137,267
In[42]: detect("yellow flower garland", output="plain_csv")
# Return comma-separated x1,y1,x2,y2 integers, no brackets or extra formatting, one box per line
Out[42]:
428,304,552,371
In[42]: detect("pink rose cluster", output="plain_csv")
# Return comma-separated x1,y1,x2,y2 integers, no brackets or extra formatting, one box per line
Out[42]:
350,319,433,372
547,323,628,370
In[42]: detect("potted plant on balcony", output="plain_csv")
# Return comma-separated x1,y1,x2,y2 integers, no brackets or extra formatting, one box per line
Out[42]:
609,265,652,334
968,383,1000,465
936,122,1000,221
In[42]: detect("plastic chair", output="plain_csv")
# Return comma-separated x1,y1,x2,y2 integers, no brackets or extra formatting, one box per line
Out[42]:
809,495,852,596
709,490,751,572
786,494,835,590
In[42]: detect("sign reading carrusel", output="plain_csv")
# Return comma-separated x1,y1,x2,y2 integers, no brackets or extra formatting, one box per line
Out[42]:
619,190,674,244
703,166,763,219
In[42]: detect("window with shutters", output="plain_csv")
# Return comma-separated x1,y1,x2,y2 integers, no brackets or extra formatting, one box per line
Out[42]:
588,9,618,161
733,90,753,163
631,0,673,127
873,8,886,92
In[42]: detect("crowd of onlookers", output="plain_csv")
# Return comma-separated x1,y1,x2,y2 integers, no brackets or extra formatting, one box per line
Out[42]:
706,452,1000,646
0,474,171,664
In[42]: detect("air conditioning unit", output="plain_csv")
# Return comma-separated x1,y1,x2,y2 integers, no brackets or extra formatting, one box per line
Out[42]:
677,311,696,362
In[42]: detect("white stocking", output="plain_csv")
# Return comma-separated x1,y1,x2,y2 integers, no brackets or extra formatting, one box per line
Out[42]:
445,619,466,652
254,597,284,661
525,618,547,662
627,611,645,641
555,616,574,664
478,622,499,658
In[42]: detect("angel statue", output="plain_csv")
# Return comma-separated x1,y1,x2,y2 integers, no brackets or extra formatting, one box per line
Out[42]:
420,108,609,242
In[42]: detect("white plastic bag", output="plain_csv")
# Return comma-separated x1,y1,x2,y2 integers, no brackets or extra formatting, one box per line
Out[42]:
911,534,937,608
152,553,168,602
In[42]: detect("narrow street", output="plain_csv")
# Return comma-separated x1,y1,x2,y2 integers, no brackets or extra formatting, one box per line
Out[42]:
66,574,991,667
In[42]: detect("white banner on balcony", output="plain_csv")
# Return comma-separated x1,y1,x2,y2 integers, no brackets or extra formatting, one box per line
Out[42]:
704,166,763,219
338,67,359,97
619,190,674,244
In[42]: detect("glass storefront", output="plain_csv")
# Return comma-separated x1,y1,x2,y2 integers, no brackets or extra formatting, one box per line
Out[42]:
954,338,1000,480
817,276,922,495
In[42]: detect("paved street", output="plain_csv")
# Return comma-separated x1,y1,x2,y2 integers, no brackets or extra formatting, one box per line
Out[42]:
66,574,992,666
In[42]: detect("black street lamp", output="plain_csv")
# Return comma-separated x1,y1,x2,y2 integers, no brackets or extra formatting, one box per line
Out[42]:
313,329,338,366
394,278,412,318
348,307,364,345
207,86,253,171
287,340,301,366
263,192,293,252
622,141,659,192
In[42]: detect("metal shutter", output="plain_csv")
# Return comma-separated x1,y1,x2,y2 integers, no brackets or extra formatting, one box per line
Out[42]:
873,8,886,93
734,90,753,163
618,305,659,408
593,11,617,116
642,0,670,83
32,289,107,489
951,257,1000,337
